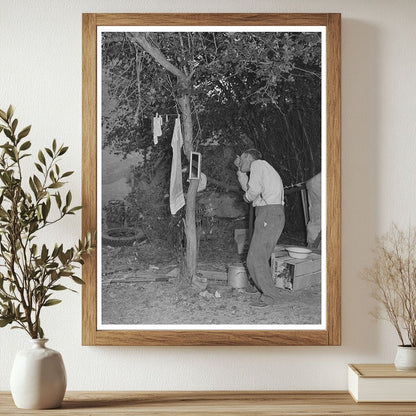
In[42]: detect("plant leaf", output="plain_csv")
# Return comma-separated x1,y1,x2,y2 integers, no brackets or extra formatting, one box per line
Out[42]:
34,162,43,173
61,171,74,178
38,150,46,165
0,317,13,327
11,118,18,133
43,299,62,307
6,105,14,121
48,182,64,189
19,140,31,151
38,325,44,338
18,125,31,140
58,146,69,156
50,284,68,291
65,191,72,207
55,192,62,208
71,276,85,285
33,175,43,192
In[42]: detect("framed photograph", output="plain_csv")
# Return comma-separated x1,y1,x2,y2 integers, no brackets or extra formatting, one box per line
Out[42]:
82,13,341,346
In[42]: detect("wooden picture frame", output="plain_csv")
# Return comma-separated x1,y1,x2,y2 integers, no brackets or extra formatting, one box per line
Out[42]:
82,13,341,346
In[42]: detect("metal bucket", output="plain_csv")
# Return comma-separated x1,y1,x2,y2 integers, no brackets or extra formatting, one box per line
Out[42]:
227,263,249,288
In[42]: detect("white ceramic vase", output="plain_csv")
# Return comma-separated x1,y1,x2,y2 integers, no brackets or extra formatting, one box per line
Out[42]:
10,338,67,409
394,345,416,371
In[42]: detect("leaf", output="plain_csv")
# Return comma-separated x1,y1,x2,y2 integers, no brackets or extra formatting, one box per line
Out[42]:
33,175,43,192
34,162,43,173
48,182,64,189
69,206,82,213
61,171,74,178
58,146,69,156
19,140,31,151
50,284,68,291
71,276,85,285
11,118,18,133
0,109,7,121
45,148,53,158
55,192,62,208
17,125,31,140
3,128,12,140
6,105,14,121
52,139,57,152
38,325,44,339
65,191,72,207
43,299,62,307
29,177,38,197
41,202,50,221
38,150,46,165
41,244,48,262
0,317,13,327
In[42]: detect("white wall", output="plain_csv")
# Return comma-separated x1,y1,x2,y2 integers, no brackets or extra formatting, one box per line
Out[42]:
1,0,415,391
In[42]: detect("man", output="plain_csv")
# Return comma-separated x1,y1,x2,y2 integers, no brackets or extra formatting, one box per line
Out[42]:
234,149,285,307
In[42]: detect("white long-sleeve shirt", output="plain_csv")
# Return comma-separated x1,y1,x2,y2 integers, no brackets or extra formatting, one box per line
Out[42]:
237,160,284,207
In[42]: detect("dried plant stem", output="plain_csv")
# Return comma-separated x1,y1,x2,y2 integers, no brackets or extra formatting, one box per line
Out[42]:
363,224,416,346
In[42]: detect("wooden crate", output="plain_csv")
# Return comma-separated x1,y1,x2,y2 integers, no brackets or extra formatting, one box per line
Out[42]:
272,253,321,290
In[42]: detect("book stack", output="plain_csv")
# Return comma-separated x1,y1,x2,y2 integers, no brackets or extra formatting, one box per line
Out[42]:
348,364,416,402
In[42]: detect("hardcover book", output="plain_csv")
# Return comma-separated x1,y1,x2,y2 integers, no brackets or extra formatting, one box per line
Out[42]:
348,364,416,402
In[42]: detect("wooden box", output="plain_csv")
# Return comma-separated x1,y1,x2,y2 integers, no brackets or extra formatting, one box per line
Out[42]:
271,253,321,290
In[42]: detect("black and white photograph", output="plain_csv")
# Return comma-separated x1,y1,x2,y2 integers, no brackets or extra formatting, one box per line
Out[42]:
97,27,325,329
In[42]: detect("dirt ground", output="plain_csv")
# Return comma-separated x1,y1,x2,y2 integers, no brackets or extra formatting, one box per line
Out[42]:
101,234,322,326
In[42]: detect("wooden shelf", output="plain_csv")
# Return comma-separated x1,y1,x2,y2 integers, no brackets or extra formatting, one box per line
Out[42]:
2,391,416,415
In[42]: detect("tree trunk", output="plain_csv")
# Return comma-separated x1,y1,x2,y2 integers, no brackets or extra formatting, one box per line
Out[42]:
177,88,199,279
185,179,199,277
128,33,200,280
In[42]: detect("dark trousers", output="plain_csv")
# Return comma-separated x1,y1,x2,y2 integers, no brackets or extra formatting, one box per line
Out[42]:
246,204,285,304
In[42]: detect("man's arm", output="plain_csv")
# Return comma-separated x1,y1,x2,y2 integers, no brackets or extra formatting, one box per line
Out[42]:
237,170,249,191
244,161,262,202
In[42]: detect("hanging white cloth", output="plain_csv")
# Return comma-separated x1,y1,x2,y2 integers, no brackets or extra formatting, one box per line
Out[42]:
169,117,185,215
153,113,163,145
197,172,207,192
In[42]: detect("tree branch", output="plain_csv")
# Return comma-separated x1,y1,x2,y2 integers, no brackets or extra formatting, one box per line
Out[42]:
127,33,187,81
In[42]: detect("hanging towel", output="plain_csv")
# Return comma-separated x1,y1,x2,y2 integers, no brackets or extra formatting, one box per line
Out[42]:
153,113,163,145
170,117,185,215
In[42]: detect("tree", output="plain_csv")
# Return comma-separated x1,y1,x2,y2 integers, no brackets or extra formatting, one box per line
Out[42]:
101,31,322,281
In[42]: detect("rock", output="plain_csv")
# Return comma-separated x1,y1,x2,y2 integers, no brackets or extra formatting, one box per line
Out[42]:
199,290,214,299
198,192,248,218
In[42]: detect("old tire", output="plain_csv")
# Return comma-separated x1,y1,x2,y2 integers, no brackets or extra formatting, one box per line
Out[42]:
102,227,144,247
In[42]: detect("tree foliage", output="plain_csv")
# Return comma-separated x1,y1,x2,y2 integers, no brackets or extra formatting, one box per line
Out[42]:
102,31,322,185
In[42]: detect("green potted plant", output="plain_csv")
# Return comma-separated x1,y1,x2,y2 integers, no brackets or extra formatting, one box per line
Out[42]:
0,106,94,409
363,223,416,370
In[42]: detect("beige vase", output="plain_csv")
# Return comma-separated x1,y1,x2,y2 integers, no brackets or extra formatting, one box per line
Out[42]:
10,339,67,409
394,345,416,371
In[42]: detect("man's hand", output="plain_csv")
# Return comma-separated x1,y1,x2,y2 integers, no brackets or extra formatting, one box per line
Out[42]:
233,155,241,170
